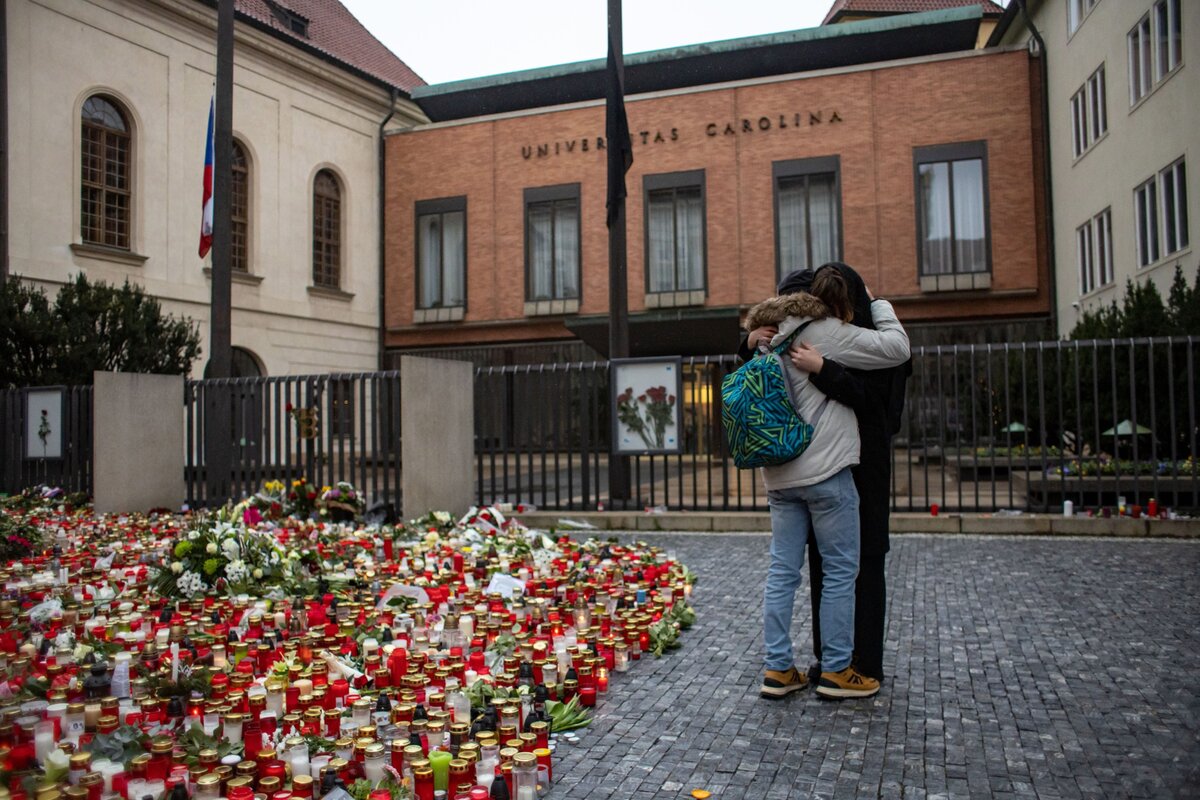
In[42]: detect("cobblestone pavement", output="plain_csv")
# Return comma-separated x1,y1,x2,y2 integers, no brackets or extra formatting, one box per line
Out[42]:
549,533,1200,799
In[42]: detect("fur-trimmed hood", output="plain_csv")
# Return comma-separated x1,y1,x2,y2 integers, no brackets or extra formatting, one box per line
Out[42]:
744,292,829,331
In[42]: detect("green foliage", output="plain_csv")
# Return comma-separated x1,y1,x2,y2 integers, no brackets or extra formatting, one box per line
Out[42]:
167,724,244,766
0,273,201,388
81,724,148,767
1070,266,1200,339
545,695,591,732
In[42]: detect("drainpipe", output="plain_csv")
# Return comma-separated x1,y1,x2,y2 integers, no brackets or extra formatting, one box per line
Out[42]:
378,88,397,371
1016,0,1057,338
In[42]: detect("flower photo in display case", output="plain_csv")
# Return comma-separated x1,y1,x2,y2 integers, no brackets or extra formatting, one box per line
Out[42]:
611,358,683,455
25,388,64,459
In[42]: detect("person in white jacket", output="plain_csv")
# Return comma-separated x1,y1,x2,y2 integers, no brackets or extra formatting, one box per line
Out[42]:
744,266,910,700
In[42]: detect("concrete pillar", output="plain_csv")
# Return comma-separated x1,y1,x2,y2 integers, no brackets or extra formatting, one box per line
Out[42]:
92,371,185,514
400,356,474,518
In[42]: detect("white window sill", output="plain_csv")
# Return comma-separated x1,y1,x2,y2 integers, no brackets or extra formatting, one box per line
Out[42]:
203,267,263,285
414,306,465,323
524,298,580,316
919,272,992,293
645,289,706,309
70,242,148,267
307,286,355,301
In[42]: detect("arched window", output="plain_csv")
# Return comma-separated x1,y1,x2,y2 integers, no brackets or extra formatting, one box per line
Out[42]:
81,95,132,249
312,169,342,288
231,140,250,272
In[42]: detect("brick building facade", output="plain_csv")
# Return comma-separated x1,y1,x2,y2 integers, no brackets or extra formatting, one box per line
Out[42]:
383,8,1050,363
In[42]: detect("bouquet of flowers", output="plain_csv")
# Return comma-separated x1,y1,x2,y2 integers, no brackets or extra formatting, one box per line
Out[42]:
243,479,288,522
0,514,43,560
285,478,320,519
151,515,302,598
318,482,365,522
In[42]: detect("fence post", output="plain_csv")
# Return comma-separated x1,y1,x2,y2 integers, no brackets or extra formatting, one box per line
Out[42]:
401,356,474,518
93,372,185,514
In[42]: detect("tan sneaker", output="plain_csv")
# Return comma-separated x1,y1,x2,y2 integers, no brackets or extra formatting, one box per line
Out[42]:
815,666,880,699
760,666,809,699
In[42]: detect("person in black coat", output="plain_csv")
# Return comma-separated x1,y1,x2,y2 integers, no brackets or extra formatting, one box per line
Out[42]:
739,262,909,682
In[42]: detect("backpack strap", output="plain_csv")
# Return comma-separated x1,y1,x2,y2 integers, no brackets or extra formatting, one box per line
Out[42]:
766,319,814,356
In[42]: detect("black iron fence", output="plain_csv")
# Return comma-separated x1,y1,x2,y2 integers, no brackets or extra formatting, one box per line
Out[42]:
184,372,402,508
0,386,92,495
7,337,1199,515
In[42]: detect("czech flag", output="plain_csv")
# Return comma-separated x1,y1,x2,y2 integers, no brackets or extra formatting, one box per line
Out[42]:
198,96,214,258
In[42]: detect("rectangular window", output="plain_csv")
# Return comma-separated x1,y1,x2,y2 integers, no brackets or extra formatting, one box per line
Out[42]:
415,197,466,310
1095,208,1114,287
1129,1,1182,105
644,171,706,295
914,142,990,277
1077,219,1095,296
524,184,580,304
1134,177,1160,266
1135,157,1189,267
1160,158,1189,256
1071,65,1108,159
1068,0,1100,34
1077,208,1113,295
773,156,841,279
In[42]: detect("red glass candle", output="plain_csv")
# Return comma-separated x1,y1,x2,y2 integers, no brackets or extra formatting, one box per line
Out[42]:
578,687,596,708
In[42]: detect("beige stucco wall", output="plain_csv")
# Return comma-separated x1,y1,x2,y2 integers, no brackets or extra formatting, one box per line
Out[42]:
1002,0,1198,334
6,0,426,376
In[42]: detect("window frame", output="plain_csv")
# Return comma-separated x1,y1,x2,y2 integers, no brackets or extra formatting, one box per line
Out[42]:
311,169,342,289
642,169,708,300
523,183,582,309
231,139,250,273
80,94,133,251
1134,176,1160,267
1134,157,1189,269
912,141,993,288
1128,0,1182,107
1068,0,1101,36
1159,157,1189,257
1070,65,1108,159
772,156,842,282
414,195,468,313
1076,207,1113,296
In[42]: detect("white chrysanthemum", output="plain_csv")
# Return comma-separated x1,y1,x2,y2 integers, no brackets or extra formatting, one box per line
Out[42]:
177,570,205,597
433,511,451,524
252,568,263,580
170,562,183,574
225,559,248,584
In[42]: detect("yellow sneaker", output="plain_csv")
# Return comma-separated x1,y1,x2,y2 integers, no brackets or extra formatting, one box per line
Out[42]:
816,666,880,699
760,666,809,699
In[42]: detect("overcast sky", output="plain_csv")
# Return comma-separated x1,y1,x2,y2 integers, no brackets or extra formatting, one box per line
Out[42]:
339,0,839,85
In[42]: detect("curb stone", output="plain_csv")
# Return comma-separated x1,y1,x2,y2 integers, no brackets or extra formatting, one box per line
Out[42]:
514,510,1200,538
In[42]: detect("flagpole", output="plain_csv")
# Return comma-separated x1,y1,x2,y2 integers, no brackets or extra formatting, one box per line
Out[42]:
606,0,631,502
206,0,234,503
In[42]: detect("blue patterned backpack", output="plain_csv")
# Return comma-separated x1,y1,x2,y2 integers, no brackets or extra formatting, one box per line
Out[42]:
721,322,816,469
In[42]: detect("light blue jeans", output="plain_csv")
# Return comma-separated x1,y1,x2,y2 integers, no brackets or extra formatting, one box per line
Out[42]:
764,467,861,673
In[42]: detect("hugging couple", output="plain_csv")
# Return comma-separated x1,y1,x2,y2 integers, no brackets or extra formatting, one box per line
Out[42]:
738,262,910,700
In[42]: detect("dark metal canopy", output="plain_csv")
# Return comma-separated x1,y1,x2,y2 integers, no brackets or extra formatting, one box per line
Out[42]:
412,7,983,122
566,307,743,359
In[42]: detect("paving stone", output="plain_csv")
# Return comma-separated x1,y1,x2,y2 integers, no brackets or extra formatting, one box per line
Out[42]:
547,533,1200,797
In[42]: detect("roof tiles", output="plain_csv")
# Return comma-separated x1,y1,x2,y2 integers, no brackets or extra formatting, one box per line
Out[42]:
232,0,424,92
823,0,1005,25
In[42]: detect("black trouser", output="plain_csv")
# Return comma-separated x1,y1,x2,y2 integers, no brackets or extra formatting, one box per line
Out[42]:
808,539,887,680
